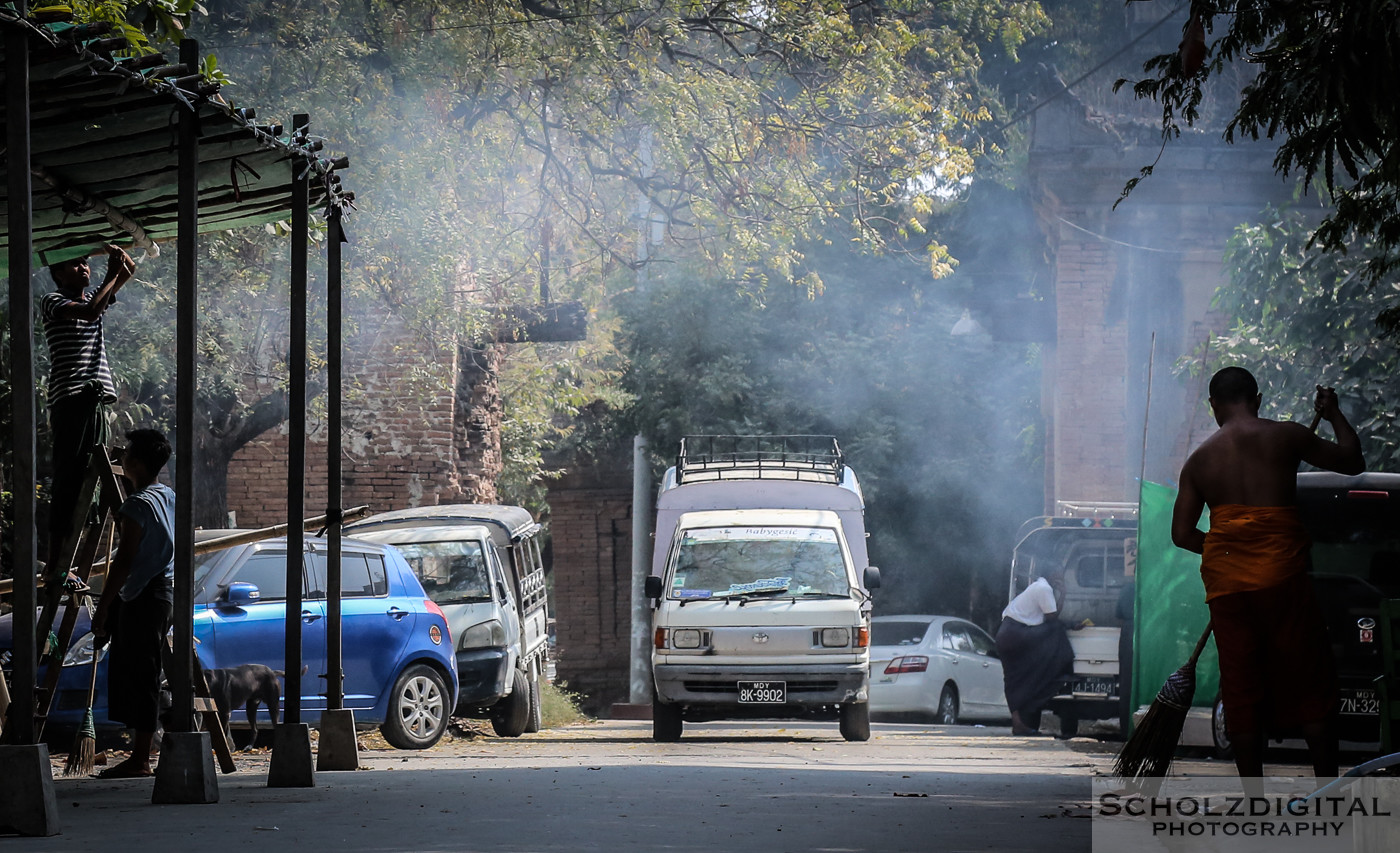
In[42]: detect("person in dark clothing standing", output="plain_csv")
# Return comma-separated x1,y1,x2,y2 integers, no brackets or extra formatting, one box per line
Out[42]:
41,245,135,572
91,429,175,779
995,568,1075,735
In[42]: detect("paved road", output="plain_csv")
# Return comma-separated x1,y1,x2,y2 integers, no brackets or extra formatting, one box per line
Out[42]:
7,720,1255,852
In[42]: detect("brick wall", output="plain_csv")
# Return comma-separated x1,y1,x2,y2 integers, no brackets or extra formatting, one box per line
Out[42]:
225,314,501,527
1048,239,1128,507
1031,94,1299,511
546,464,633,715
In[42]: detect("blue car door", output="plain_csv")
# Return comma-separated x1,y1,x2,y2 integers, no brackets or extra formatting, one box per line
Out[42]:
310,549,413,711
203,545,327,716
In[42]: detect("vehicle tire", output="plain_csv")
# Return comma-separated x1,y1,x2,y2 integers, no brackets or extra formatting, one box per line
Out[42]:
936,684,959,725
491,668,531,738
653,692,683,742
524,671,543,734
1211,693,1234,760
839,702,871,742
380,664,449,750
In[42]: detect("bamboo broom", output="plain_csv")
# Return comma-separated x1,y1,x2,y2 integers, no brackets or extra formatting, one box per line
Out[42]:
1115,407,1327,789
1113,623,1212,788
63,639,101,777
65,523,115,778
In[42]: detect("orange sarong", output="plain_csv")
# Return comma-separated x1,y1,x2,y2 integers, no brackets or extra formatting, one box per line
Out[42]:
1199,505,1310,602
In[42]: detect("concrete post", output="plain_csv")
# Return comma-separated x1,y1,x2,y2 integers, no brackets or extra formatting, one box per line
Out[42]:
151,731,218,804
267,723,314,787
0,745,60,836
315,709,359,772
628,435,652,704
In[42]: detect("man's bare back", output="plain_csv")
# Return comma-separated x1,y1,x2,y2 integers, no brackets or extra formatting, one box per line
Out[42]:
1172,375,1363,555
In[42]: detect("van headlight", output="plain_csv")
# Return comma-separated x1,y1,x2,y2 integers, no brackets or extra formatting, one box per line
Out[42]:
63,632,109,666
459,619,507,649
671,629,704,649
819,627,851,648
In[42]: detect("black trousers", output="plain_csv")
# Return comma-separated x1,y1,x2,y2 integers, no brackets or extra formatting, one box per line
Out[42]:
106,587,172,732
46,387,108,555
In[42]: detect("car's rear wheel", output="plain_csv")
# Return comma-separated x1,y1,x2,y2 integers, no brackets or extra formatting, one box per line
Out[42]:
380,664,449,749
491,668,531,738
839,702,871,742
936,684,959,725
524,670,543,733
653,689,683,742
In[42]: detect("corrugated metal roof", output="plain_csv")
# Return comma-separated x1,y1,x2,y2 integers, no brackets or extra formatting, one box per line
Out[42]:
0,14,352,272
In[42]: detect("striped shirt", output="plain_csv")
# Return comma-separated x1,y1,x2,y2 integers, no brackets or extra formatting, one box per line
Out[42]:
41,290,117,405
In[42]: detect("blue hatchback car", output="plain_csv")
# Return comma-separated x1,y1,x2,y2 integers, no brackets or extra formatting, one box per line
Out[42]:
2,535,458,750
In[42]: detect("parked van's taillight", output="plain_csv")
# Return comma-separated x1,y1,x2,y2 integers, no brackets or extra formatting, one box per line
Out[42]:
884,655,929,674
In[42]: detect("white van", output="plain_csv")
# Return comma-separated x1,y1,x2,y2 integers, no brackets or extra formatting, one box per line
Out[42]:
645,436,880,742
346,505,549,737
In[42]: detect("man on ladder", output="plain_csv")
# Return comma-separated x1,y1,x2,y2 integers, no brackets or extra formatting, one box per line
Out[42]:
40,245,135,574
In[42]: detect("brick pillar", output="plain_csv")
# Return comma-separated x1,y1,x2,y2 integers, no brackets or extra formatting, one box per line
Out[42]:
546,465,633,715
455,344,504,504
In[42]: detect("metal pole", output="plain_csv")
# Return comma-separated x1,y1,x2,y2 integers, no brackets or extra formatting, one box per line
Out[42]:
4,21,37,745
284,114,309,725
628,435,651,704
1138,331,1156,489
169,38,200,734
325,206,343,711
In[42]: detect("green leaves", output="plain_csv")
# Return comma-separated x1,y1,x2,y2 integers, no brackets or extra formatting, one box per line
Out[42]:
1209,206,1400,469
1119,1,1400,285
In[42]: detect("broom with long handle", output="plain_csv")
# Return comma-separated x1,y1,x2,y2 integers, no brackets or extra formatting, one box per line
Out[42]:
1114,404,1327,787
63,638,101,777
1113,623,1213,786
64,523,115,777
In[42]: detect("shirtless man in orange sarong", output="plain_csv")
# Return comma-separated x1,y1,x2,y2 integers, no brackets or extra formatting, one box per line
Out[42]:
1171,366,1363,784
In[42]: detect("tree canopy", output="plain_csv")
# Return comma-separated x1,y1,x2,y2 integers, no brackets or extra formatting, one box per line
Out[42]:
1208,205,1400,470
1118,0,1400,300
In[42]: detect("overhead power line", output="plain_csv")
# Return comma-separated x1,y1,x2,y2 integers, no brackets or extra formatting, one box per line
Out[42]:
994,2,1188,134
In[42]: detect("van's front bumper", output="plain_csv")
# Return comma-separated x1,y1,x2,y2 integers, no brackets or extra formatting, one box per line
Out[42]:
653,662,868,710
454,646,510,712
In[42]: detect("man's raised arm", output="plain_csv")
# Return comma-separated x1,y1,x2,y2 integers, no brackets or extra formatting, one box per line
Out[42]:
1300,386,1364,476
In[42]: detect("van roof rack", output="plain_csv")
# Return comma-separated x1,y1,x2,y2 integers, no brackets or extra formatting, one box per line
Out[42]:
675,435,845,484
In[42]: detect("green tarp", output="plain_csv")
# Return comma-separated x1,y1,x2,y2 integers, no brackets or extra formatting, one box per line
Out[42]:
1131,480,1218,718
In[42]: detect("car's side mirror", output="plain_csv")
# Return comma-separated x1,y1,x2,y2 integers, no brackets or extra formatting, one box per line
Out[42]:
863,566,881,591
645,575,663,599
223,581,260,607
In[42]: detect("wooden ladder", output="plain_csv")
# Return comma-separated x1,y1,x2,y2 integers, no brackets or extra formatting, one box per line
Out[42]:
33,447,126,738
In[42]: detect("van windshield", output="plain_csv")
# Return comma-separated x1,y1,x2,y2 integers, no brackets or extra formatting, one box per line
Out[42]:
394,541,492,604
670,526,850,599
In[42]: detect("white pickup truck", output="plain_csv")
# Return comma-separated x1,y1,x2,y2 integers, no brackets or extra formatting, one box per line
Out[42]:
347,504,550,737
645,436,881,742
